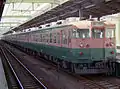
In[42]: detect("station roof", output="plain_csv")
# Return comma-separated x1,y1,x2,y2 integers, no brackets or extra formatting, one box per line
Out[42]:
3,0,120,35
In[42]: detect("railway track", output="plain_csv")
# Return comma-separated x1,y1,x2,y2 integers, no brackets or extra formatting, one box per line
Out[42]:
22,50,120,89
82,75,120,89
2,42,120,89
0,46,47,89
5,46,108,89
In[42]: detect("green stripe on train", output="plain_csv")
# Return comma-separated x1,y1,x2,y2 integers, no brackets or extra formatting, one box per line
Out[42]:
14,41,116,63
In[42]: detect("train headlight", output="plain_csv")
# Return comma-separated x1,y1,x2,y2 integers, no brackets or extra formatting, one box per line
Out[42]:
86,44,90,48
110,42,114,46
106,43,109,47
79,43,84,47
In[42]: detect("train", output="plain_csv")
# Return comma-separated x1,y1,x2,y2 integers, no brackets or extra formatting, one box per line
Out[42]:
1,17,116,74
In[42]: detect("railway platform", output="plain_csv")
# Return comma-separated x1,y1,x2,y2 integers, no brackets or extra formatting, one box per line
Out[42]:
113,53,120,76
116,53,120,60
116,49,120,53
0,58,8,89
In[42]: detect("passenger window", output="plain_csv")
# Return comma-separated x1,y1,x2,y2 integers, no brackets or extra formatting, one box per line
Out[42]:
46,33,49,43
44,34,46,42
57,33,60,44
53,33,57,43
68,30,71,38
45,34,48,42
39,34,41,42
40,34,42,42
68,30,71,43
35,33,39,42
50,33,52,43
46,34,49,43
62,31,67,44
42,34,45,42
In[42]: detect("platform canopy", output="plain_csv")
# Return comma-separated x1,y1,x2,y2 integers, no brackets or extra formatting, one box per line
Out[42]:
2,0,120,35
6,0,59,3
1,0,68,35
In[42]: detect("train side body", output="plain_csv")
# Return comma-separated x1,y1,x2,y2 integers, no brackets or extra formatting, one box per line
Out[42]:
2,20,116,74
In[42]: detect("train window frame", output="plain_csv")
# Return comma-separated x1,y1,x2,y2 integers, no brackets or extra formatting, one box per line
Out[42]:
40,34,42,42
44,34,46,42
62,30,67,44
53,33,57,43
44,33,48,43
50,33,52,43
68,30,72,43
72,29,90,38
92,28,104,38
57,32,60,44
42,34,45,42
35,33,39,42
46,33,50,43
105,28,115,38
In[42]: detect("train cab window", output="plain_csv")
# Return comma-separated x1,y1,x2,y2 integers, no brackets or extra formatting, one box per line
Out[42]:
72,29,90,38
105,28,114,38
92,29,104,38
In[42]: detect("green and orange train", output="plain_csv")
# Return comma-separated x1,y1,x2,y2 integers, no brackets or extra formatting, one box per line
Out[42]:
2,19,116,74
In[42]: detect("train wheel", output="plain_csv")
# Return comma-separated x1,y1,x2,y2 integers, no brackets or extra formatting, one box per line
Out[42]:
62,61,68,69
57,61,60,72
39,52,42,57
70,63,75,73
48,55,52,60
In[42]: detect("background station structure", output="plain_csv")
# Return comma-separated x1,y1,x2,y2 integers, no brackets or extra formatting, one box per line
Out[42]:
0,0,120,49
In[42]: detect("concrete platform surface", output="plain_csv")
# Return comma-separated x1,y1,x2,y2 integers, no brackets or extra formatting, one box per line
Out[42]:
0,58,8,89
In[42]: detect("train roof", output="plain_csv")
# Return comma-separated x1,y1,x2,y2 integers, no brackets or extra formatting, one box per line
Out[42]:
8,24,71,36
4,20,105,36
104,21,116,26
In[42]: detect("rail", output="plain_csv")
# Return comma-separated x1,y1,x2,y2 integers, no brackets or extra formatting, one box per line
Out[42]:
1,46,47,89
2,42,119,89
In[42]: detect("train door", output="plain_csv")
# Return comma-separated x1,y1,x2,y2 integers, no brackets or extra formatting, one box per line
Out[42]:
60,29,69,59
91,28,105,61
61,30,68,48
104,27,116,58
68,29,72,48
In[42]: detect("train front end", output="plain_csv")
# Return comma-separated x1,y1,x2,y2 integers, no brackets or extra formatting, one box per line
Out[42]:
104,22,116,59
69,21,116,74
